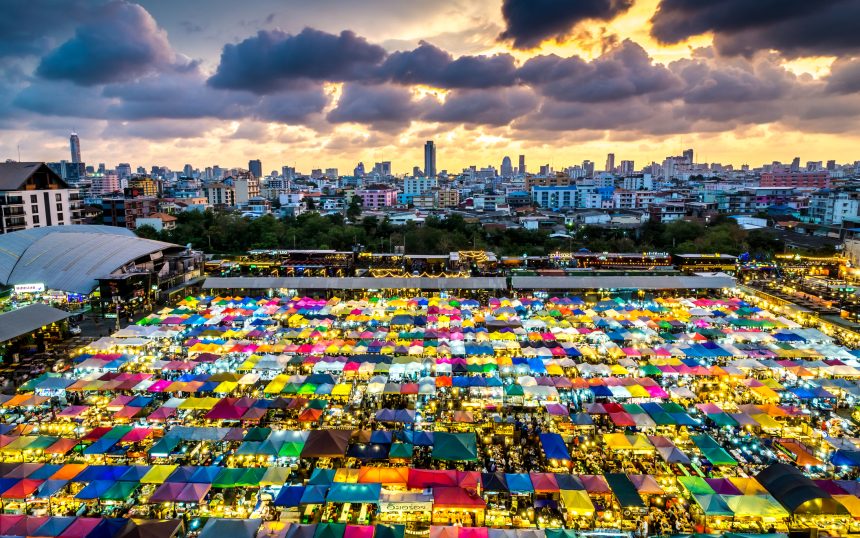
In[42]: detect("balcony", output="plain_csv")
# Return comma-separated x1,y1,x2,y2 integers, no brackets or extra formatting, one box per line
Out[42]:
4,217,26,227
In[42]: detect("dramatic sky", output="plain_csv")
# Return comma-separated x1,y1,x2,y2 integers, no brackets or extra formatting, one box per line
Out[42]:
3,0,860,174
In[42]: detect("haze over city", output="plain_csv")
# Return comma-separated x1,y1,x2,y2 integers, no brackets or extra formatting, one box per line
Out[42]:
4,0,860,172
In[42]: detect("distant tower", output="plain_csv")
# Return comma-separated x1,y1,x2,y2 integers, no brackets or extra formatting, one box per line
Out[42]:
682,148,694,165
70,132,81,163
248,159,263,179
518,155,526,175
605,153,615,173
500,156,513,177
424,140,436,178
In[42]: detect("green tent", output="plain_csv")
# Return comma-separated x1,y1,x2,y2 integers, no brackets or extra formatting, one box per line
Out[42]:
389,443,414,458
692,494,734,517
504,384,524,396
307,399,328,410
279,441,305,458
374,524,405,538
678,476,716,496
640,364,662,376
432,432,477,461
692,434,737,466
101,480,140,501
212,468,244,488
244,427,272,442
545,530,578,538
314,523,346,538
707,412,738,428
236,467,266,487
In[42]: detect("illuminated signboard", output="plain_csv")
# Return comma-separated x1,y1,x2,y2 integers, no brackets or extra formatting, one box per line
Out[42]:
13,283,45,293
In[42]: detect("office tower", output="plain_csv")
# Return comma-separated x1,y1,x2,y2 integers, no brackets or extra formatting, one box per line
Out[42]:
249,159,263,179
424,140,436,178
183,164,193,177
97,163,106,174
500,156,513,177
70,133,81,163
353,163,365,177
682,148,694,164
325,168,338,178
582,160,595,177
790,156,800,172
116,163,131,179
620,160,635,176
539,164,550,176
518,155,526,175
605,153,615,173
827,160,837,171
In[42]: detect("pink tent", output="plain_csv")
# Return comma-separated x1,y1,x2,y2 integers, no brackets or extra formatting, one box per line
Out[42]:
344,526,375,538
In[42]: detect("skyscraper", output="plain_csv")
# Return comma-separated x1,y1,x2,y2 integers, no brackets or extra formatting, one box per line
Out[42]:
424,140,436,178
582,160,594,177
518,155,526,175
183,164,193,177
249,159,263,179
500,156,513,177
70,132,81,163
682,148,694,164
605,153,615,173
620,160,635,176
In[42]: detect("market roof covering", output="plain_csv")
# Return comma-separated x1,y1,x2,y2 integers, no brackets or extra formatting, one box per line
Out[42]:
0,225,179,294
756,463,848,515
204,277,508,291
511,273,735,291
0,304,71,343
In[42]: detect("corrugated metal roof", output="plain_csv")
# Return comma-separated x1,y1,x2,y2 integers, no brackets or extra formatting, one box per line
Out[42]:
0,304,71,343
203,277,507,290
0,225,136,283
0,226,175,294
511,273,735,290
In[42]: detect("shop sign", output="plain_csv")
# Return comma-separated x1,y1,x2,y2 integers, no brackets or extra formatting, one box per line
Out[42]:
380,501,432,512
13,283,45,293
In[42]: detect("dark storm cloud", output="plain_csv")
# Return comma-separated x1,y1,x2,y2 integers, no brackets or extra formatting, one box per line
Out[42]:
671,54,795,105
378,42,517,89
14,80,111,118
424,88,538,125
36,0,175,85
519,40,680,103
650,0,860,57
828,58,860,95
208,28,386,93
327,83,428,131
0,0,94,58
498,0,633,49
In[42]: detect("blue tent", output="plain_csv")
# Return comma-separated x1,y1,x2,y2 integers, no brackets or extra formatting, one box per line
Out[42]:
76,480,116,500
300,485,329,504
308,468,336,485
274,485,306,507
505,473,534,494
326,483,381,504
540,433,571,461
831,450,860,467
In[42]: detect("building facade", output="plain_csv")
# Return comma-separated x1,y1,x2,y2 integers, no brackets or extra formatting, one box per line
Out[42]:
0,162,83,234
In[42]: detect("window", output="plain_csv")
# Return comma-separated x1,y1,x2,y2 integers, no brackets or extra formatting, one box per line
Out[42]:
57,213,64,222
55,193,62,201
56,203,63,211
32,215,39,224
31,205,39,213
30,194,37,203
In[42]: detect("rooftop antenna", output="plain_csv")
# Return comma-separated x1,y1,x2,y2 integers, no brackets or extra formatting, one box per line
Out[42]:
17,144,21,162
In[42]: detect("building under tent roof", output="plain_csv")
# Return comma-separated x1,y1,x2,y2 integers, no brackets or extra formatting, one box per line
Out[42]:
203,276,507,291
511,273,735,291
756,463,848,515
0,304,71,343
0,225,183,295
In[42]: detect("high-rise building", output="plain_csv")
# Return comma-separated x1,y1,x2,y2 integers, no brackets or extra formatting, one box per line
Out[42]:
116,163,132,179
248,159,263,179
70,133,81,163
682,148,694,164
325,168,338,178
183,164,193,177
373,162,392,177
790,157,801,172
353,163,365,177
518,155,526,175
582,160,594,177
424,140,436,178
620,160,635,176
827,160,837,171
605,153,615,173
500,156,513,177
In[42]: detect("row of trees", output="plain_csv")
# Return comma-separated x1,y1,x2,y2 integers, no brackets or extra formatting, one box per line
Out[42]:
136,210,795,258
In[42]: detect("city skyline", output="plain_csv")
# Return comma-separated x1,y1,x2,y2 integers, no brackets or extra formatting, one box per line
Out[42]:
3,0,860,172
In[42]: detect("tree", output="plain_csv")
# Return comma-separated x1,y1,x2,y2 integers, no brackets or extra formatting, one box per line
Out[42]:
346,195,363,222
135,224,161,240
